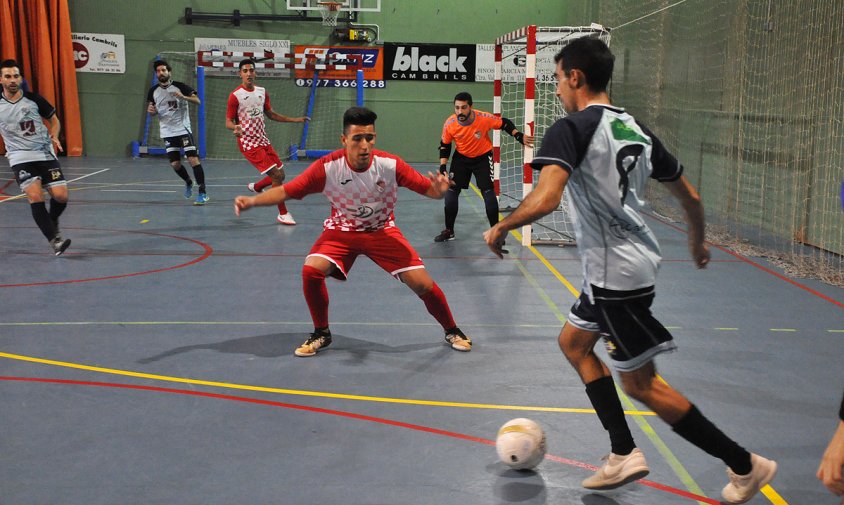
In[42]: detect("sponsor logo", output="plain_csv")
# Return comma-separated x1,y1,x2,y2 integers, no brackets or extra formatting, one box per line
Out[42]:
608,215,646,239
392,47,467,73
18,169,32,180
351,205,374,218
385,43,476,81
73,42,89,69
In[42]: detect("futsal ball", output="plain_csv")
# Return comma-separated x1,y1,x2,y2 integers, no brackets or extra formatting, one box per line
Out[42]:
495,418,547,470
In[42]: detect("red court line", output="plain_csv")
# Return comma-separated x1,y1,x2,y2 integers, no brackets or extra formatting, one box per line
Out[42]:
0,227,213,288
647,213,843,308
0,376,720,504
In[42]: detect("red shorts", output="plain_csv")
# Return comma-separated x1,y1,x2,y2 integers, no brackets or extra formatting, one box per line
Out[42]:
307,227,425,280
242,145,283,174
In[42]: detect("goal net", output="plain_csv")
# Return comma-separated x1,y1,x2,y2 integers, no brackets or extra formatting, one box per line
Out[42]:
495,25,611,246
584,0,843,286
134,49,364,161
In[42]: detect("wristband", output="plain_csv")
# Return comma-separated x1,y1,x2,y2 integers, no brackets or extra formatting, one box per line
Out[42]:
514,132,525,144
439,164,448,175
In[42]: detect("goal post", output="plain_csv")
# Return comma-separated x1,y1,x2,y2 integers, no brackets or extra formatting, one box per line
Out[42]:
494,25,611,246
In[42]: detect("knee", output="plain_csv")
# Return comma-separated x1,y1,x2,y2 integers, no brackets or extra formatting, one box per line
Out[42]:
302,264,326,283
269,167,286,185
51,193,68,204
170,160,182,170
620,377,652,402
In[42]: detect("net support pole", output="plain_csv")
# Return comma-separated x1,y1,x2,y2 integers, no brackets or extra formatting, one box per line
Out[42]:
356,69,364,106
296,69,321,160
196,66,206,159
492,43,502,200
521,25,537,246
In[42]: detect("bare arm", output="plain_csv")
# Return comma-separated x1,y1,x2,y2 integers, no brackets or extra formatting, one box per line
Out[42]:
47,114,63,153
818,419,844,496
423,172,454,199
484,164,568,257
226,118,242,137
234,185,289,215
266,109,310,123
662,175,709,268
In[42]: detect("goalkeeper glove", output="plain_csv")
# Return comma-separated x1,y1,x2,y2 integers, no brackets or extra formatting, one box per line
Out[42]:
514,132,525,145
439,163,448,175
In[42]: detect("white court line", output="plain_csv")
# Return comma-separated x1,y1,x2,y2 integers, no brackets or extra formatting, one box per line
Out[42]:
101,189,176,193
0,168,110,204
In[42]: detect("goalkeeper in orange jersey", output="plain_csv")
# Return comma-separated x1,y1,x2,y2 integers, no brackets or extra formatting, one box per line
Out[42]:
434,91,533,244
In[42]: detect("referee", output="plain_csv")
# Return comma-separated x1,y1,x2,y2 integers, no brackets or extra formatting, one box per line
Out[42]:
434,91,533,244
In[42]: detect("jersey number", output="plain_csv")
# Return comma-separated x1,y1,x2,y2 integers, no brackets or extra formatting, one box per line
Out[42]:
19,120,36,137
614,144,644,204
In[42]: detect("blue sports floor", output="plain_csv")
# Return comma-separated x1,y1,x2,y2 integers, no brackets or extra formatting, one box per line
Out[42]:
1,157,842,505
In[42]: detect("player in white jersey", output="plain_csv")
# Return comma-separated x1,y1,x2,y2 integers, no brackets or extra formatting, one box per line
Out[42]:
234,107,473,357
147,59,208,205
0,59,70,255
226,58,309,225
484,38,776,503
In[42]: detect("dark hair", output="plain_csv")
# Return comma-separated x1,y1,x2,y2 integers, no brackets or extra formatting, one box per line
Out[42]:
454,91,473,105
153,59,171,72
554,37,614,92
0,59,20,73
343,106,377,132
239,58,256,71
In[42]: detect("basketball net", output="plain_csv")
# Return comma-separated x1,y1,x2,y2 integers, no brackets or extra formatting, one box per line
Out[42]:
319,2,342,26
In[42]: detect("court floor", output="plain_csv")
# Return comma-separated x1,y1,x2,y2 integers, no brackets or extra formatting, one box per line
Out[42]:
1,157,842,505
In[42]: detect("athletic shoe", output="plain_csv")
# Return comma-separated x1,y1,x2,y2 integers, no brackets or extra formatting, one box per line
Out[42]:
434,228,455,242
247,182,264,193
444,327,472,351
582,448,650,490
184,183,193,199
295,330,332,357
51,237,71,256
721,453,777,504
277,212,296,226
194,193,209,206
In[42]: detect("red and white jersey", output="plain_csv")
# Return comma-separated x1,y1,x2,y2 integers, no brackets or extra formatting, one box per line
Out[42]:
226,85,272,152
284,149,432,232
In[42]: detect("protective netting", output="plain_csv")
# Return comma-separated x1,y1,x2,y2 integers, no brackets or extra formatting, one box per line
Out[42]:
584,0,844,285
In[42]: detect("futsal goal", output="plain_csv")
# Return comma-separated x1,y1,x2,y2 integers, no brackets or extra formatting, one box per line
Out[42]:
133,49,364,160
494,25,611,246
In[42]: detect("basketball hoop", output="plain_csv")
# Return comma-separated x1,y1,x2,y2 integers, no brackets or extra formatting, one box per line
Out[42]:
318,1,343,27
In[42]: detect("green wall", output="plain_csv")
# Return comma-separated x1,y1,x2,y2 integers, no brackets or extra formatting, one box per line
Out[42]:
69,1,568,161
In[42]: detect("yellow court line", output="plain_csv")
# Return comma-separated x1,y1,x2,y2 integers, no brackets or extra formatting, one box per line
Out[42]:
0,351,655,416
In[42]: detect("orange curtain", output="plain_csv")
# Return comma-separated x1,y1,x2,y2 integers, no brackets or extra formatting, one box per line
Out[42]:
0,0,83,156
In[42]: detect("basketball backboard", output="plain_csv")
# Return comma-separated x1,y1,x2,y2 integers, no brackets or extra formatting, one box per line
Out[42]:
286,0,381,12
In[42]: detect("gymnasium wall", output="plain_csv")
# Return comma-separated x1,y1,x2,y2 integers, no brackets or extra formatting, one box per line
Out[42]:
68,1,568,161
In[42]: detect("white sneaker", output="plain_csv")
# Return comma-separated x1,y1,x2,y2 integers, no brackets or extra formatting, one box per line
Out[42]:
277,212,296,226
247,182,260,193
582,448,650,490
721,453,777,504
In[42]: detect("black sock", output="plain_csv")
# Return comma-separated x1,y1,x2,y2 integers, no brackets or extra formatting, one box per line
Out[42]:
191,164,206,193
49,198,67,228
444,189,459,230
482,189,499,227
314,327,331,336
671,404,752,474
585,376,636,455
174,165,192,185
30,202,57,240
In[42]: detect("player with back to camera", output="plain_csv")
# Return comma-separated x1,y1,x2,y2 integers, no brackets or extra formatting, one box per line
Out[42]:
227,58,309,225
146,59,209,205
0,59,71,255
434,91,533,245
484,37,777,503
234,106,473,357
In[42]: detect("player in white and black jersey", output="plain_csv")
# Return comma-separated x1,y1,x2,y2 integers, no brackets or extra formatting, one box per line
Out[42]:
147,59,208,205
0,59,70,255
484,38,776,503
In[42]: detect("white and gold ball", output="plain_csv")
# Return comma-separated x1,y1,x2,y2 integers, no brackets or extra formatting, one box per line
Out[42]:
495,418,547,470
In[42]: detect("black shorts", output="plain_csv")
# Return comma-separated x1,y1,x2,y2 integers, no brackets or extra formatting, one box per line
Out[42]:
567,285,676,372
163,134,198,162
449,150,494,191
11,160,65,191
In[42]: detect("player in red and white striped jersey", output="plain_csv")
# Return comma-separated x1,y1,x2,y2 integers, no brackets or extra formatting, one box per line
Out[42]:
234,107,473,357
226,58,309,225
